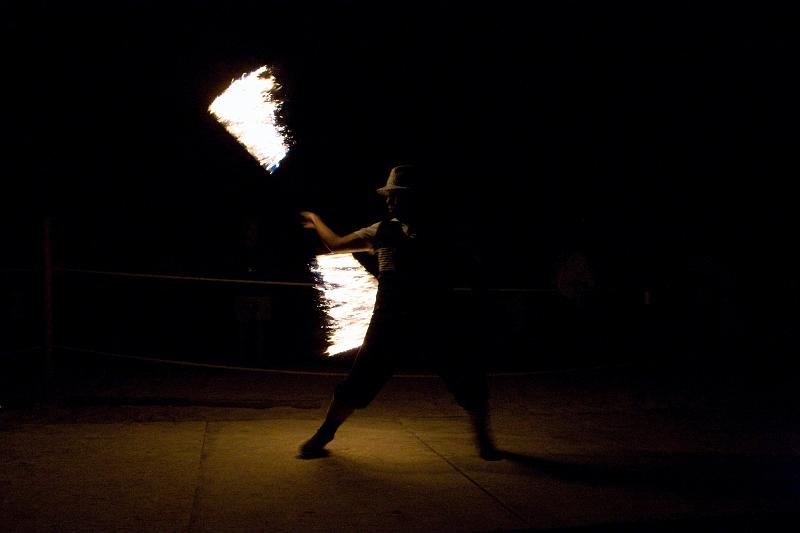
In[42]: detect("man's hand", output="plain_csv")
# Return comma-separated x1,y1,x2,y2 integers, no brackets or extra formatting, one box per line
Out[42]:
300,211,319,229
298,211,371,254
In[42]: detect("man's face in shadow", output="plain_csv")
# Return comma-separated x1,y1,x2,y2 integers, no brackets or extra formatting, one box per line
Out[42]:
385,191,413,218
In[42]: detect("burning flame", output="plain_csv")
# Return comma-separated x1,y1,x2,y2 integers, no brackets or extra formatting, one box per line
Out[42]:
311,254,379,355
209,65,376,356
208,65,289,172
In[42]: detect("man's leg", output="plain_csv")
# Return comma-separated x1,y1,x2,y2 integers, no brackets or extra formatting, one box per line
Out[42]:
439,368,501,460
434,334,502,460
466,404,502,461
297,316,397,458
298,397,355,458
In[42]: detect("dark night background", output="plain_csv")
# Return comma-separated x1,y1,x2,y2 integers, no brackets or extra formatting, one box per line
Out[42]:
2,1,798,371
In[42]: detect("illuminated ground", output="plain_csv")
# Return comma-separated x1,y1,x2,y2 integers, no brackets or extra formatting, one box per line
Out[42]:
1,354,798,532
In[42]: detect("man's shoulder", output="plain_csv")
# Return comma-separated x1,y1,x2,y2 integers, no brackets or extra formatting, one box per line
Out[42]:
354,221,382,238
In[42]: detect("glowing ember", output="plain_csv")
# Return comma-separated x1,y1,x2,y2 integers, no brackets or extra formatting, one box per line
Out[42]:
311,254,379,356
208,66,289,172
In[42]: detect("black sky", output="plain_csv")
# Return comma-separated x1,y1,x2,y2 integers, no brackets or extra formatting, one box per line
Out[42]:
4,1,798,290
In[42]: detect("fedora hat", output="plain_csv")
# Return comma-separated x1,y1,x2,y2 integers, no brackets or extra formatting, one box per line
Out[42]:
376,165,416,195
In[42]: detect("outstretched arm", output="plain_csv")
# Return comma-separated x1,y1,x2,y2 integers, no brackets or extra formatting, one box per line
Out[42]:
300,211,372,254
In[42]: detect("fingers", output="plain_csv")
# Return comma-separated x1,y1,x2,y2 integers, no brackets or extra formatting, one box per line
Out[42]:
299,211,317,228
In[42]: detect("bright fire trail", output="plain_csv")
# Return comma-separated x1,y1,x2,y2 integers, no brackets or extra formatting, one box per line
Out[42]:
209,65,377,356
209,66,289,172
310,254,379,355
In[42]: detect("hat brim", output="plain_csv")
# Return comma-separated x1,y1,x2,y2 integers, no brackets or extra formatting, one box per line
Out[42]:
376,185,411,195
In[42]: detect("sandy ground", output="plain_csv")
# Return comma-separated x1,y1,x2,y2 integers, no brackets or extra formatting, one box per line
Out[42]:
1,354,799,532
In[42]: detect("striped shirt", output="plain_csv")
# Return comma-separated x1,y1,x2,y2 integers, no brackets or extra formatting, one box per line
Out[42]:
354,219,414,274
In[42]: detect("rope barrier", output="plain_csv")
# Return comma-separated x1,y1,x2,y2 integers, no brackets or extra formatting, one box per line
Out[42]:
55,345,621,378
46,269,577,377
454,287,557,293
0,346,42,357
60,267,556,293
60,268,316,288
55,346,353,376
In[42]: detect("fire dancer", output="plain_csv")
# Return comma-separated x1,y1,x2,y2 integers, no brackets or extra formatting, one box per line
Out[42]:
298,165,500,460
